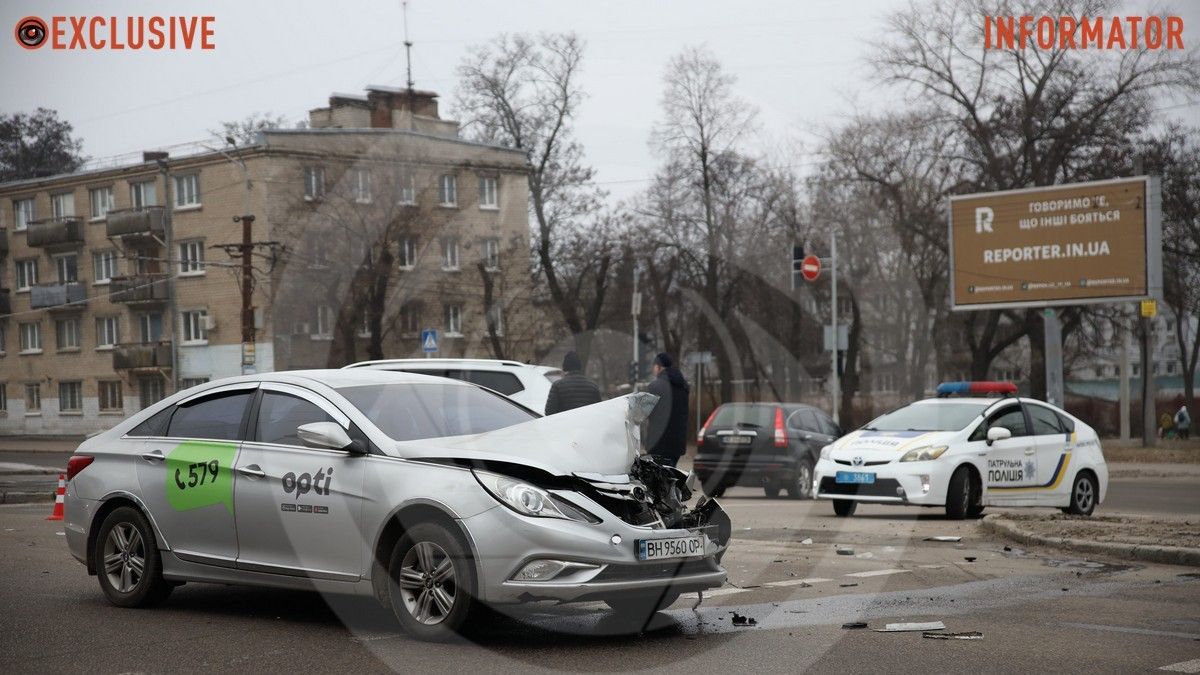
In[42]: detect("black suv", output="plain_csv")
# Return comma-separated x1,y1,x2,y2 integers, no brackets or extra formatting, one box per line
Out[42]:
693,403,841,499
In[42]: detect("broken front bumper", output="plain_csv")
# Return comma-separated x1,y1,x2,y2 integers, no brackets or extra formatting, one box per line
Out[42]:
463,496,729,604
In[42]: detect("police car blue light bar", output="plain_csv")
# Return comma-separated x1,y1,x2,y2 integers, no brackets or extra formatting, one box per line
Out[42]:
936,381,1018,397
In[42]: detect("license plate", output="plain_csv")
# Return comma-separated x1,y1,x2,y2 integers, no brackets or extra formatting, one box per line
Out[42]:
637,535,704,561
835,471,876,484
722,436,752,445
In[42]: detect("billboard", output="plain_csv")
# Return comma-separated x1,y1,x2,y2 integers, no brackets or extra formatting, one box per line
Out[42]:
948,176,1161,310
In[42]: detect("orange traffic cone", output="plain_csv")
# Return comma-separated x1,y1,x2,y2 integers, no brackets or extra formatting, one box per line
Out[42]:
46,473,65,521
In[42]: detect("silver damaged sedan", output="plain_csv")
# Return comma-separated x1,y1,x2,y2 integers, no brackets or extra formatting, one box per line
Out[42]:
63,369,731,640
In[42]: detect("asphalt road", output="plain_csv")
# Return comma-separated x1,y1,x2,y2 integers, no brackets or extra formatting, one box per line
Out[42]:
2,492,1199,674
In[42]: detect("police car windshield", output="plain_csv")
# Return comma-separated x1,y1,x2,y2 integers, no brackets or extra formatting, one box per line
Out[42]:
864,402,986,432
338,383,537,441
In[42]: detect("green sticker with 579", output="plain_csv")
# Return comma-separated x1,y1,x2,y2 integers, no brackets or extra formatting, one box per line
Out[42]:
165,441,237,513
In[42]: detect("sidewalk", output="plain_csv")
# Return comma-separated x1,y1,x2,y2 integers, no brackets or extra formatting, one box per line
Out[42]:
0,437,83,454
983,512,1200,567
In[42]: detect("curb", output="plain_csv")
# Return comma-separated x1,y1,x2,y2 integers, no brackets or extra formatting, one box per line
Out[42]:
981,514,1200,567
0,491,54,505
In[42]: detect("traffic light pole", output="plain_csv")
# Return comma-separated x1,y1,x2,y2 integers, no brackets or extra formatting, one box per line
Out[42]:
830,232,839,426
631,266,640,392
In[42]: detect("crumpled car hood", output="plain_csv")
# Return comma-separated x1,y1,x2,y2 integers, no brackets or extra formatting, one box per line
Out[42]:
392,393,660,476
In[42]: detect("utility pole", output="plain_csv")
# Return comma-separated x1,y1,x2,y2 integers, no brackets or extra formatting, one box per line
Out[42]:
233,214,256,372
156,158,180,395
830,232,840,426
631,265,641,392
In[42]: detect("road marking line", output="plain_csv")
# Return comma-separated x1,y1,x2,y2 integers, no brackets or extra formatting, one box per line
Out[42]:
764,578,833,587
1160,659,1200,673
1061,622,1200,641
845,569,910,578
697,587,750,597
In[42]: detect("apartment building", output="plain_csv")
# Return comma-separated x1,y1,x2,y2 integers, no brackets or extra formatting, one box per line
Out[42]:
0,86,534,435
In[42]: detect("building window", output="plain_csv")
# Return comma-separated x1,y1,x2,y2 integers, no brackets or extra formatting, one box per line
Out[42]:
96,316,120,349
25,383,40,413
486,304,504,337
138,313,163,343
13,198,34,231
93,250,118,284
398,172,416,205
174,174,200,208
482,237,500,271
55,254,78,283
0,384,6,413
179,241,205,275
99,381,123,412
89,187,114,220
18,322,41,353
314,305,333,339
59,381,83,413
445,304,463,336
15,259,37,291
398,237,416,270
56,318,81,350
51,192,75,218
308,240,330,268
0,322,5,353
478,176,498,209
181,310,208,344
303,166,325,200
439,174,457,207
441,237,460,271
181,377,209,390
353,168,372,203
139,376,165,409
131,180,157,208
399,303,421,334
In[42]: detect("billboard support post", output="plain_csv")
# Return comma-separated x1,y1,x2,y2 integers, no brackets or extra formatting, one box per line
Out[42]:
1142,314,1157,447
1044,309,1063,408
1119,323,1131,442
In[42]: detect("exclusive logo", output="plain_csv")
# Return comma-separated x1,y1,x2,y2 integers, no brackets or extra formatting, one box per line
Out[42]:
13,15,215,50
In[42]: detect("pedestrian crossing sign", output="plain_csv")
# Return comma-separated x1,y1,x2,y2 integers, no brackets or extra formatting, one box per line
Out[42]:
421,328,438,353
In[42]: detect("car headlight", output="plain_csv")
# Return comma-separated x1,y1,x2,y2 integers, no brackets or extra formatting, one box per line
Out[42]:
472,470,598,522
899,445,949,462
820,445,834,460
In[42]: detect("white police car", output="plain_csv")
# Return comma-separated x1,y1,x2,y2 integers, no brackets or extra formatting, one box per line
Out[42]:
813,382,1107,519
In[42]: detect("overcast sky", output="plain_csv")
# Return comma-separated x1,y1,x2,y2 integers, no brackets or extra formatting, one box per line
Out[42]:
4,0,1198,200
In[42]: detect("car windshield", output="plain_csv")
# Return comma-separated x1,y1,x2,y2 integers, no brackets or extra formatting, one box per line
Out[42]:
711,404,775,428
864,402,986,432
337,383,538,442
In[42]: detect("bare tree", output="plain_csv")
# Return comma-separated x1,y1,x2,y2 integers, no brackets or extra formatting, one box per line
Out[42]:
212,113,292,146
454,32,612,364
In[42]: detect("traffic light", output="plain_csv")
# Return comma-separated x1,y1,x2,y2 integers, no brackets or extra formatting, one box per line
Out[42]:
791,244,805,290
628,360,638,384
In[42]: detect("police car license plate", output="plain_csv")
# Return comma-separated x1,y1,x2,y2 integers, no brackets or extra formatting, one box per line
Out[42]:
637,535,704,561
835,471,876,484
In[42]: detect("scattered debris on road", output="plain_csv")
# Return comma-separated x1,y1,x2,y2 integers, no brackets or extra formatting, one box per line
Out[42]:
836,548,855,556
925,536,963,542
839,583,859,588
877,621,946,632
842,622,869,629
964,557,977,562
800,538,813,545
923,631,983,640
730,612,757,626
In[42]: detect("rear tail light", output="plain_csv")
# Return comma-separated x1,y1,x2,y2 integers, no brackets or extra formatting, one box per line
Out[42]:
66,455,94,481
697,407,720,445
773,407,788,447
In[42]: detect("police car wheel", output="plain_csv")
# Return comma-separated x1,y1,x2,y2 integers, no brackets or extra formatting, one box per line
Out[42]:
388,523,477,641
945,466,979,520
94,506,174,608
1066,472,1098,516
832,500,857,517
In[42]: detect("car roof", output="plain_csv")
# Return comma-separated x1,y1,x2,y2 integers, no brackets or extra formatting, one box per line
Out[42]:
195,368,464,391
345,358,557,373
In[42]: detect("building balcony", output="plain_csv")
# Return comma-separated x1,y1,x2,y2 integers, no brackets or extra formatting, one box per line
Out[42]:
27,217,85,248
0,288,9,316
106,207,165,238
110,274,169,305
113,341,173,371
30,282,86,311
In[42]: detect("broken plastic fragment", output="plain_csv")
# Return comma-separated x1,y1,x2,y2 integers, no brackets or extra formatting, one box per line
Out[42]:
877,621,946,632
842,622,869,629
730,611,757,626
924,536,962,542
923,631,983,640
836,548,854,556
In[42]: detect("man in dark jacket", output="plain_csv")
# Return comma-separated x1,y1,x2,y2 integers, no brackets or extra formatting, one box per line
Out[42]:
645,352,690,467
544,351,602,415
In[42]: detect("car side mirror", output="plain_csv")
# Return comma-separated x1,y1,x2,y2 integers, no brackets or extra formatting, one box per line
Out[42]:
986,426,1012,446
297,422,355,451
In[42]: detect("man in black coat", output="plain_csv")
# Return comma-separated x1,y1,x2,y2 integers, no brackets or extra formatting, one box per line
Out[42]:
645,352,690,467
545,351,602,415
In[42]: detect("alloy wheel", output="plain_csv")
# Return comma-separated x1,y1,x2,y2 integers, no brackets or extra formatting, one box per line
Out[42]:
103,522,145,594
398,541,457,625
1075,478,1094,513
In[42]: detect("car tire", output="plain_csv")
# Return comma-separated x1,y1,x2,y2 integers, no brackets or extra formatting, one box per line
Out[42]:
763,484,781,499
94,506,174,608
945,466,979,520
787,457,815,499
604,590,681,618
1065,472,1098,516
832,500,857,517
387,522,477,642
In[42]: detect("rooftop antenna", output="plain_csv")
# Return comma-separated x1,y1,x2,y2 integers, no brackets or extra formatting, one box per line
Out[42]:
402,0,414,92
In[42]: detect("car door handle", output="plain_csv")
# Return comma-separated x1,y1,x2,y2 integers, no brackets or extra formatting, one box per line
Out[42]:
237,464,266,479
141,450,165,463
